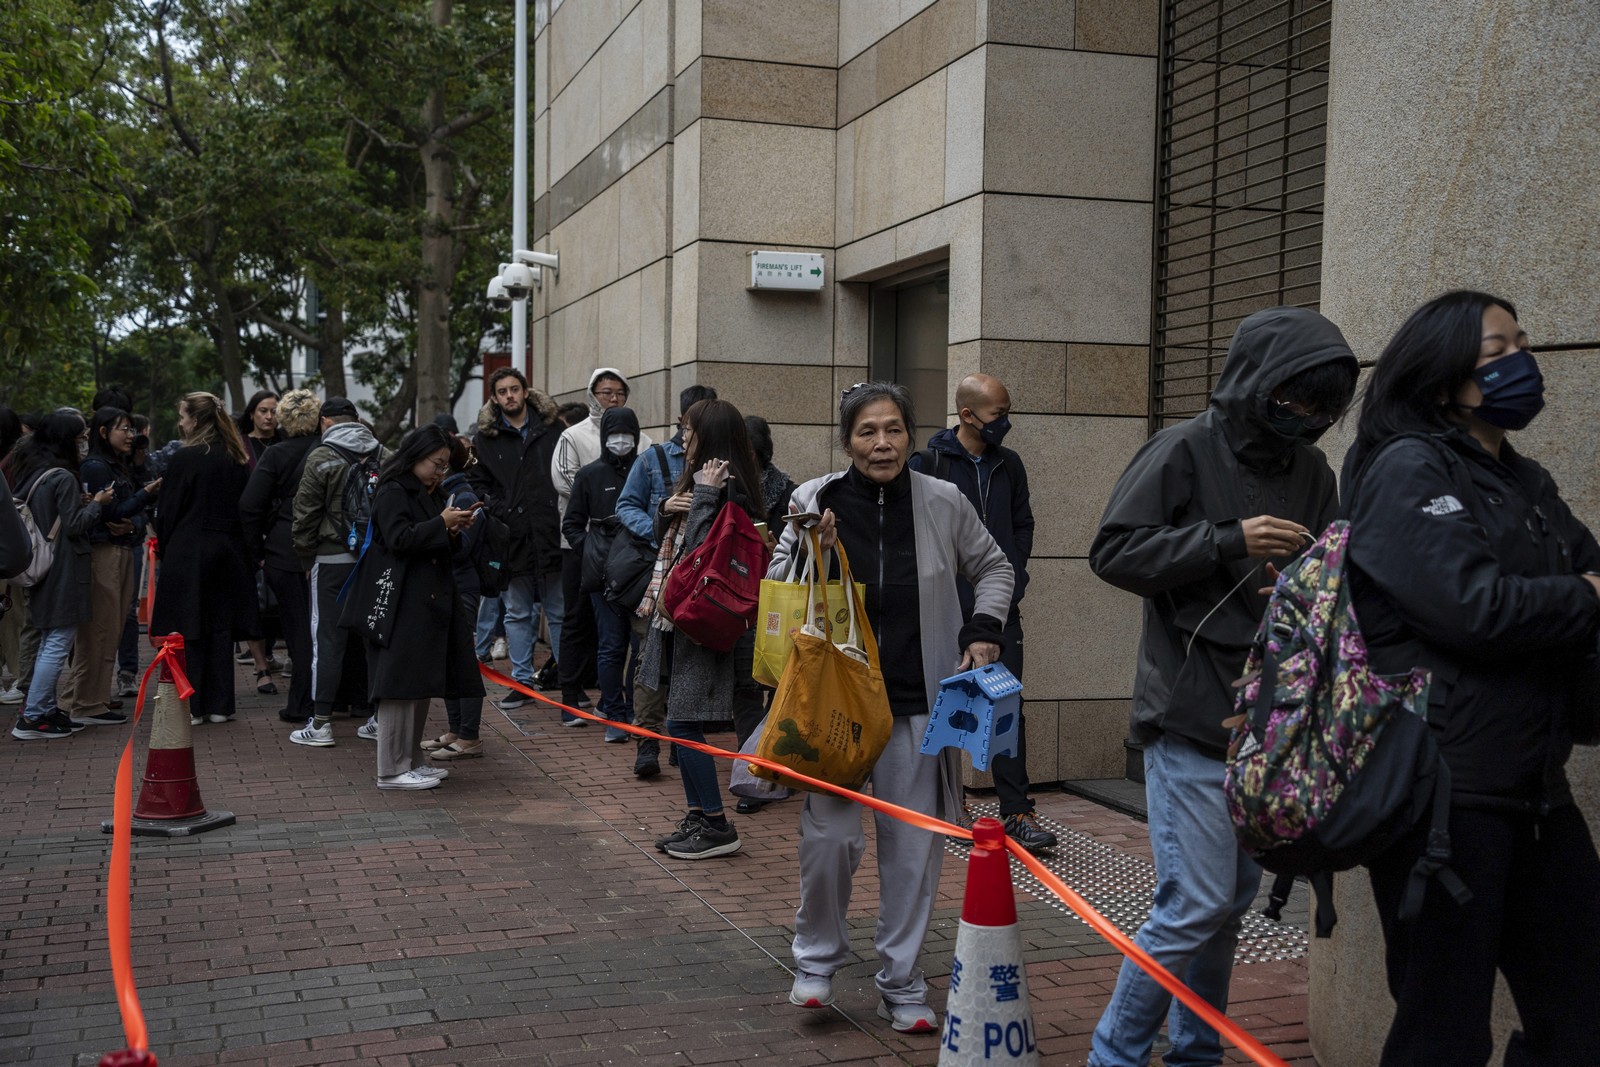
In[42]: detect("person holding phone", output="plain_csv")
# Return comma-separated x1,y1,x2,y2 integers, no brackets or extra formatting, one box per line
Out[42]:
340,426,482,790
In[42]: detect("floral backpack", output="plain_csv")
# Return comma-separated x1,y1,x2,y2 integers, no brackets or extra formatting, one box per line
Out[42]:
1224,497,1472,935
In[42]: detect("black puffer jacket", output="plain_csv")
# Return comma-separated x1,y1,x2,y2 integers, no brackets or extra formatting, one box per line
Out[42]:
561,407,638,556
1344,429,1600,810
467,393,562,579
1090,307,1358,757
240,434,319,571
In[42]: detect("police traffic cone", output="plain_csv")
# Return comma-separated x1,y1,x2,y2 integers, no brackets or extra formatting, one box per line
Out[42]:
938,817,1039,1066
100,637,234,837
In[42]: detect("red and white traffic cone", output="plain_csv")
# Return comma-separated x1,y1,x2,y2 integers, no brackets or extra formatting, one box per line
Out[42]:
938,817,1040,1066
100,637,234,837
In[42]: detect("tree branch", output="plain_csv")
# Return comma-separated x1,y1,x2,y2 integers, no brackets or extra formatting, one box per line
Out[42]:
249,309,323,350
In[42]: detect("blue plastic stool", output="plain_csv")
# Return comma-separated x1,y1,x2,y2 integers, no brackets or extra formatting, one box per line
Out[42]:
919,663,1023,772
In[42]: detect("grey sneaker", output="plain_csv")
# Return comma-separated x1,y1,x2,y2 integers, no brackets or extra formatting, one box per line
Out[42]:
654,812,707,852
411,765,449,780
356,716,378,741
116,671,139,698
877,999,938,1034
289,719,335,747
664,820,740,860
788,971,834,1008
1004,811,1058,854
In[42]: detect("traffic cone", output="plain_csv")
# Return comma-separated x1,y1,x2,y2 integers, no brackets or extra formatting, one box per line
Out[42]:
100,638,234,837
938,817,1039,1066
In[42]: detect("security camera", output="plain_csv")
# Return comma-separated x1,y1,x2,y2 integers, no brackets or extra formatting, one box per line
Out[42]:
499,261,541,300
486,273,512,311
513,248,560,277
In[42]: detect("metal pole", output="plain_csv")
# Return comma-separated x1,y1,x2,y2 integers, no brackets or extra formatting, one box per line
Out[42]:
512,0,528,379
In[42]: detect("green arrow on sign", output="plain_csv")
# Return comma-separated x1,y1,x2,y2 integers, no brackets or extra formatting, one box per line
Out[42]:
809,268,821,276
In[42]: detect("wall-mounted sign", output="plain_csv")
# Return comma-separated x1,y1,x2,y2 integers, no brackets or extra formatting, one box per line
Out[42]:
748,251,825,291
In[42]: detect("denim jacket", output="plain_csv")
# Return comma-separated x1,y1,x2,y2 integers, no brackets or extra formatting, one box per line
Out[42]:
615,439,684,546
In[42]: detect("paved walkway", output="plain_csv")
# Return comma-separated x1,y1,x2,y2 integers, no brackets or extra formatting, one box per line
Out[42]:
0,657,1318,1066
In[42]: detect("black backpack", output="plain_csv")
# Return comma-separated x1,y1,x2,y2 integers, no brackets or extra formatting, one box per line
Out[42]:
474,508,513,595
330,444,383,553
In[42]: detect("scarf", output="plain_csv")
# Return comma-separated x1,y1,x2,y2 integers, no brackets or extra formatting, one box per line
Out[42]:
637,515,685,629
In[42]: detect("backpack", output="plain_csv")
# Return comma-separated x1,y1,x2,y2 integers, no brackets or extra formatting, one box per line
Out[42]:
473,507,513,595
660,499,771,653
330,444,383,553
1225,436,1472,936
602,445,672,611
10,469,68,589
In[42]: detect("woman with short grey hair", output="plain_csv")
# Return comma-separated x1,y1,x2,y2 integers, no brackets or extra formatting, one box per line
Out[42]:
770,381,1013,1034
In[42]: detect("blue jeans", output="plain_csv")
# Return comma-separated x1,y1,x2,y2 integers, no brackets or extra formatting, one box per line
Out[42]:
504,572,567,718
474,595,501,659
23,626,77,723
591,593,637,738
1088,733,1262,1067
666,719,723,816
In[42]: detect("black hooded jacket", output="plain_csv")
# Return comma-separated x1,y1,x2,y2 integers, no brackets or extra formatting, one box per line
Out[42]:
1090,307,1359,758
1343,429,1600,809
468,392,562,578
561,407,640,554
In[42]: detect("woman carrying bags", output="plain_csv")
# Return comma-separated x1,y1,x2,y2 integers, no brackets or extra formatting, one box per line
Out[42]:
772,381,1012,1035
341,426,482,790
642,399,767,860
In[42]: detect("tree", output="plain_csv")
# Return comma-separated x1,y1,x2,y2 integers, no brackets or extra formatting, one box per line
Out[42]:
0,0,128,407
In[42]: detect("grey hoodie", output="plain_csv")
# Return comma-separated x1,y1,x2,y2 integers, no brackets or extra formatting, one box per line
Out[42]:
1089,307,1358,757
291,421,389,566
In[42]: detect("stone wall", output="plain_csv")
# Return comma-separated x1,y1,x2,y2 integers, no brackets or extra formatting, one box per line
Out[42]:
1310,2,1600,1063
528,0,1163,788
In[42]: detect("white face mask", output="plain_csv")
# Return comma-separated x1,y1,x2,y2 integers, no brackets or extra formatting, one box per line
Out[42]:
605,434,634,457
77,439,90,460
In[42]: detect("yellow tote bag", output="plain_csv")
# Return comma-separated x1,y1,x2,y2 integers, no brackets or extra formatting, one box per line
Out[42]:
752,535,865,688
751,531,892,793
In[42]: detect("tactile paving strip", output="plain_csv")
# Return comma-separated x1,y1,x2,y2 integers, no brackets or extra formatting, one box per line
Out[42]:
949,802,1309,965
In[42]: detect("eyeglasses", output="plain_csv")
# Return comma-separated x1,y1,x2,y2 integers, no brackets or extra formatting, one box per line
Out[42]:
1272,399,1338,429
594,388,627,399
427,459,450,471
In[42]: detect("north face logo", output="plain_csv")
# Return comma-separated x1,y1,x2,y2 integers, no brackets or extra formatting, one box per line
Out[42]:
1421,495,1465,516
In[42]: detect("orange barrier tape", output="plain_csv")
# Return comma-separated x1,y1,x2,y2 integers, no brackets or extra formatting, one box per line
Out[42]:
137,538,156,628
481,663,1289,1067
104,634,193,1065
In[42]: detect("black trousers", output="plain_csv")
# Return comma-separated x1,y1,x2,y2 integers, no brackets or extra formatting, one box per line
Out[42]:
263,565,313,721
185,631,235,717
309,561,367,715
556,548,596,700
1367,801,1600,1066
991,616,1033,815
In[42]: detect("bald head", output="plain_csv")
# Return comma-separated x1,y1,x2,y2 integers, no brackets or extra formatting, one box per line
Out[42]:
956,373,1009,413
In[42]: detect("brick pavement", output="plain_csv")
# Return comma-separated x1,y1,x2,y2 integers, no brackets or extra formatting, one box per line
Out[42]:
0,656,1318,1066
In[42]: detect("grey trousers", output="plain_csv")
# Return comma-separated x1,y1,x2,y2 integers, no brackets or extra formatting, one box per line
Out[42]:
792,714,944,1004
375,697,430,777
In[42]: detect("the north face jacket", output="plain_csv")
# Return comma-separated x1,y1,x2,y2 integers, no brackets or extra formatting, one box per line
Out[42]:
1090,307,1358,758
1344,428,1600,809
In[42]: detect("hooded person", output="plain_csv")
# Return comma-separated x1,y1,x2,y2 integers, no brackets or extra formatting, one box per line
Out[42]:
548,368,653,712
1085,306,1358,1067
562,406,643,741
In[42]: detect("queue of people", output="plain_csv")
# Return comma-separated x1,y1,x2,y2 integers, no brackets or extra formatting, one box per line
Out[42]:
2,287,1594,1065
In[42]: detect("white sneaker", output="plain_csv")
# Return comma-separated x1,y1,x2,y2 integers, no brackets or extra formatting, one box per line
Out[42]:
411,765,449,780
376,770,439,790
356,716,378,741
206,713,233,724
190,714,203,726
490,637,508,661
0,685,25,705
289,719,335,747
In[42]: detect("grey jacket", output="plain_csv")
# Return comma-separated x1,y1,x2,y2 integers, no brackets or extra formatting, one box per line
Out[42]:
770,469,1014,819
17,467,103,628
292,422,388,567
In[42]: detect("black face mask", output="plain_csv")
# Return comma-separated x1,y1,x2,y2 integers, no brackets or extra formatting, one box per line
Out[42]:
1266,407,1318,439
968,412,1011,448
1464,349,1544,430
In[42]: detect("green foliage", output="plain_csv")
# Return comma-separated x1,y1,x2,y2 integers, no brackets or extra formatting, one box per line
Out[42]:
0,0,129,401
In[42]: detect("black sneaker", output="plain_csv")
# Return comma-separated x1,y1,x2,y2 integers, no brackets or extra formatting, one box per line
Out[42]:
634,739,660,779
498,693,530,711
79,709,129,725
12,716,73,740
50,711,89,733
665,820,741,860
1004,811,1058,853
654,812,707,853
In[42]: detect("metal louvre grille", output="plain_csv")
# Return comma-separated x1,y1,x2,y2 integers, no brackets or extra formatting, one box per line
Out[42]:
1151,0,1333,428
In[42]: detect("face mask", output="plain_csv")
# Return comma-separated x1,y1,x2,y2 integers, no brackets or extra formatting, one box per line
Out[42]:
971,413,1011,448
605,434,635,457
1266,407,1318,439
77,440,89,460
1466,349,1544,430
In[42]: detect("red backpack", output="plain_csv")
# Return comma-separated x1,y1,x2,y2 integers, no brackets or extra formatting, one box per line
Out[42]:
662,500,771,652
